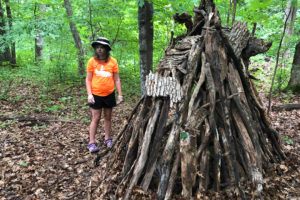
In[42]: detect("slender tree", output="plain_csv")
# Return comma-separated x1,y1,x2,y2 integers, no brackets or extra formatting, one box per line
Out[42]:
138,0,153,95
4,0,15,65
285,0,297,35
226,0,237,26
34,3,46,62
282,0,297,59
63,0,85,76
268,6,292,113
232,0,237,25
88,0,95,40
226,0,232,26
0,0,11,63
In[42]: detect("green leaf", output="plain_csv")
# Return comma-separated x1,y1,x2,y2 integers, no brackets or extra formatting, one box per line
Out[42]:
283,136,294,145
18,161,29,167
180,131,189,141
138,0,145,7
291,0,297,7
45,104,62,112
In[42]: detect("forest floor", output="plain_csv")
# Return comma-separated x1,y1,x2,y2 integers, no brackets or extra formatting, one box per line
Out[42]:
0,83,299,200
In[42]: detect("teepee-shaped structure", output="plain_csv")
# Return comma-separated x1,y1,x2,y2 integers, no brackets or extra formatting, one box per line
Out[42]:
96,0,285,199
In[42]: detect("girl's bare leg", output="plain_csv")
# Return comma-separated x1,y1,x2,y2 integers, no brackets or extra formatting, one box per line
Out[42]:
89,108,102,144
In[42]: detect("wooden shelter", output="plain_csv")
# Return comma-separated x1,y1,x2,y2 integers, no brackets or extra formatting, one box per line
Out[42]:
95,0,285,199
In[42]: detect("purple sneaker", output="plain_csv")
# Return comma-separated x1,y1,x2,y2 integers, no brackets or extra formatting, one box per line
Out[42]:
87,143,99,153
104,138,113,148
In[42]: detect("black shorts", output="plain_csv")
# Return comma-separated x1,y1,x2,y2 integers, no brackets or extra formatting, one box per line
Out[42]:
89,92,116,109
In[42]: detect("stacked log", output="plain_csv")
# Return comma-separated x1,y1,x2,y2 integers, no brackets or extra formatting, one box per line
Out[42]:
95,0,285,199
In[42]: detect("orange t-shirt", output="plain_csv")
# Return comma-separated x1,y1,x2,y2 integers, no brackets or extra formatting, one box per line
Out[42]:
86,56,119,96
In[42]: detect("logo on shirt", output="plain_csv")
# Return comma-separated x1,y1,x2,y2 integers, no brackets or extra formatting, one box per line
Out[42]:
95,65,112,77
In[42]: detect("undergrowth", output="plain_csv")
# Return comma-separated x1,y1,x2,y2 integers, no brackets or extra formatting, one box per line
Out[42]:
0,61,140,117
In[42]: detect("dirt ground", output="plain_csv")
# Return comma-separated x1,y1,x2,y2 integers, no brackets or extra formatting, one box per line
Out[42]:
0,84,299,199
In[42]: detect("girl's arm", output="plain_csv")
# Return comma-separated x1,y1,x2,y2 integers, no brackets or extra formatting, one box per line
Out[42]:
86,72,94,103
114,72,123,103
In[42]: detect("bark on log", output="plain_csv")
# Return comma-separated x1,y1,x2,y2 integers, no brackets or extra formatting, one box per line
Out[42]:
180,131,196,198
124,100,162,200
141,98,170,190
164,152,180,200
272,103,300,111
157,123,180,200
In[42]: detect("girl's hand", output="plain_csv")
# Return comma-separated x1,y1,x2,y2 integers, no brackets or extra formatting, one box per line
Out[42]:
88,94,95,104
117,95,124,104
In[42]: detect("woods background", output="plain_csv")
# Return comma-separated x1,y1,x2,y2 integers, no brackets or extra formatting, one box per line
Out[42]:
0,0,299,98
0,0,300,199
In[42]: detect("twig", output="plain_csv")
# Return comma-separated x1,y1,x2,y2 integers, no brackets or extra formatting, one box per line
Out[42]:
87,178,92,200
73,158,90,165
267,8,292,114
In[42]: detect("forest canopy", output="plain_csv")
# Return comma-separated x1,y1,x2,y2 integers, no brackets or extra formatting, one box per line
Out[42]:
0,0,299,96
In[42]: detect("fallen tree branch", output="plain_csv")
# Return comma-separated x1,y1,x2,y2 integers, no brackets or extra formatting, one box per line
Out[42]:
0,115,77,124
272,103,300,111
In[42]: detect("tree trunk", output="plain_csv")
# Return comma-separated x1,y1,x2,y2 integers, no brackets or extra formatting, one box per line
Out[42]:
288,41,300,91
282,0,297,59
34,3,45,62
231,0,237,25
88,0,95,40
226,0,232,26
4,0,15,65
226,0,237,26
63,0,85,76
285,0,297,35
0,0,11,63
138,0,153,95
95,0,285,199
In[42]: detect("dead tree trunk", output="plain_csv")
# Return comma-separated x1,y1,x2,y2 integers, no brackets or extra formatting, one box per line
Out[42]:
96,0,285,199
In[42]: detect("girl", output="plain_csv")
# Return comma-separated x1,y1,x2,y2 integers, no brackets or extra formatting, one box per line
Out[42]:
85,37,123,153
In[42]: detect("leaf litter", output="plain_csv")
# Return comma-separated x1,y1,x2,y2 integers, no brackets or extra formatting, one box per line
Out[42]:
0,83,299,199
